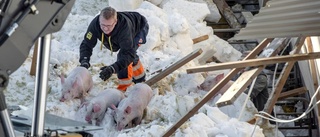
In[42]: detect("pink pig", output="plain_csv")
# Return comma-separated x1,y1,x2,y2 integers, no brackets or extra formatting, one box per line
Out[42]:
80,88,125,125
198,73,234,95
111,83,153,131
60,67,93,102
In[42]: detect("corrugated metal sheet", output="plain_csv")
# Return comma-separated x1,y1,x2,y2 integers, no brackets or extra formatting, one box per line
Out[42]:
231,0,320,40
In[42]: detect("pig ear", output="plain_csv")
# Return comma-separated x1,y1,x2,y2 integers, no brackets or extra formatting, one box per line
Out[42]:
125,106,131,114
111,104,117,110
72,79,78,88
60,73,65,84
80,101,89,108
93,103,101,112
215,73,225,82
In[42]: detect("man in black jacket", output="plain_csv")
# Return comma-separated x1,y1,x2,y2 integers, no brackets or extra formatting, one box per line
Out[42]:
79,6,149,91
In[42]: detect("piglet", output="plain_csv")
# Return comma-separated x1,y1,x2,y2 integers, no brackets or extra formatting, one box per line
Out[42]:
80,88,125,125
198,73,234,95
60,67,93,102
111,83,153,131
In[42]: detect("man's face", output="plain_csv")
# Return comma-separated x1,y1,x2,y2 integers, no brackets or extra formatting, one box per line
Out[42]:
99,16,117,34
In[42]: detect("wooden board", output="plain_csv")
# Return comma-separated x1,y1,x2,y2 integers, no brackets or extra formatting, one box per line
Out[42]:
30,40,38,76
216,38,291,108
192,35,209,44
187,51,320,73
145,48,202,86
161,38,272,137
212,0,241,29
216,67,264,106
264,37,306,114
278,87,308,100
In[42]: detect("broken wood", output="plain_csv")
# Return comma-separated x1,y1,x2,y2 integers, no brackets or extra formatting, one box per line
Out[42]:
247,117,257,124
212,0,241,29
187,51,320,73
215,38,290,107
278,87,308,100
264,37,306,114
30,40,39,76
305,37,320,128
161,38,272,137
192,35,209,44
216,67,265,106
145,48,202,86
305,37,319,93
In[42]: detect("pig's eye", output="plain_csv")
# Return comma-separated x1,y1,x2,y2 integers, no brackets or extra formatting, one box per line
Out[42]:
68,90,70,93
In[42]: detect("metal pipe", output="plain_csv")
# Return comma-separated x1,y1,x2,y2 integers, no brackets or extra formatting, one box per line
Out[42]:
31,34,51,137
0,91,16,137
213,28,241,33
0,69,16,137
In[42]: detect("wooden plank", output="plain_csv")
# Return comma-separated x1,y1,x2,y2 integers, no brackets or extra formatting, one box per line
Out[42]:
212,0,241,29
264,37,306,114
192,35,209,44
216,67,264,106
278,87,308,100
306,37,319,92
305,37,320,130
30,40,38,76
215,38,290,107
145,48,202,86
161,38,272,137
306,37,320,134
187,51,320,73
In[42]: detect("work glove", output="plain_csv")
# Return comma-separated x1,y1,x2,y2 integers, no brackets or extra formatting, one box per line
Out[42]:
80,59,90,69
99,66,115,81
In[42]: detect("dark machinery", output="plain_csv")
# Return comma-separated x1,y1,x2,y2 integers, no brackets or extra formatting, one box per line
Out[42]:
0,0,100,137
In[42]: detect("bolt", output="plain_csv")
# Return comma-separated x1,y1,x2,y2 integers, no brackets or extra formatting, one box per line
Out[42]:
6,70,11,74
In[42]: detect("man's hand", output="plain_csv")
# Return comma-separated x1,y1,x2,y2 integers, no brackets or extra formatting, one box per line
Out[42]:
99,66,115,81
80,59,90,69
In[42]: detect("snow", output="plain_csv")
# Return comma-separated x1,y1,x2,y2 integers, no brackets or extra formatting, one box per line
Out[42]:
4,0,287,137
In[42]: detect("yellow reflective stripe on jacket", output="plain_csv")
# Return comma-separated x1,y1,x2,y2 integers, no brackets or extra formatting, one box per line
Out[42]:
133,71,145,80
132,62,141,71
118,78,132,85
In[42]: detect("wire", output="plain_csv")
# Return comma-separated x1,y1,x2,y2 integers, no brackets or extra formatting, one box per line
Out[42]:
238,76,257,120
249,38,293,136
270,39,291,137
255,85,320,123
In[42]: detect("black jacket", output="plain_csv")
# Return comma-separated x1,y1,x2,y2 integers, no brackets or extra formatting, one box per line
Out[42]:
79,12,148,73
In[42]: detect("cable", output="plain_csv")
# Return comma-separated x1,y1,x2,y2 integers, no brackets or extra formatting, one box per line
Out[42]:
249,38,293,136
238,76,257,120
255,85,320,123
274,107,278,137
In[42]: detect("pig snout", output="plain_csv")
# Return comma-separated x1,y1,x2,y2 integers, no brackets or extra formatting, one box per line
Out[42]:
85,115,91,122
60,98,65,102
61,92,73,102
60,93,70,102
198,82,210,91
198,84,205,90
117,124,125,131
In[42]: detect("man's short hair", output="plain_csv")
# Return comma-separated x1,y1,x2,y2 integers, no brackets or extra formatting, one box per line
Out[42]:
100,7,117,20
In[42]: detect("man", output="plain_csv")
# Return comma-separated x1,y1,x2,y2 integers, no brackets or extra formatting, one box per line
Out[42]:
233,51,270,111
245,71,269,111
79,6,149,91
